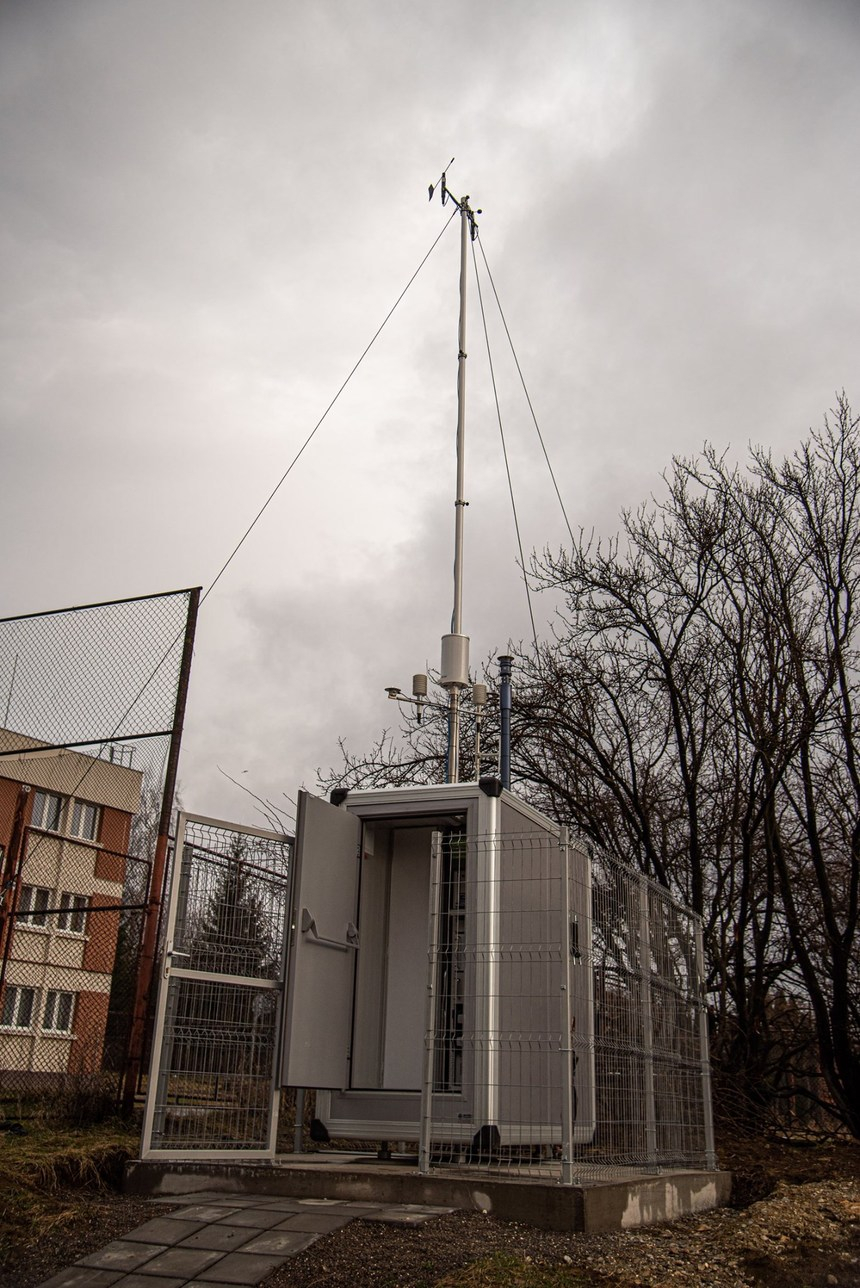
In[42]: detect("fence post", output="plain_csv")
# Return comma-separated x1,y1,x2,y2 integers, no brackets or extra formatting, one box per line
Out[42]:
695,918,717,1169
559,824,575,1184
638,875,658,1166
0,789,31,997
122,587,200,1117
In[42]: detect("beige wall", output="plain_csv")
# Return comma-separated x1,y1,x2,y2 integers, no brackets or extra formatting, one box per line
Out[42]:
0,727,142,814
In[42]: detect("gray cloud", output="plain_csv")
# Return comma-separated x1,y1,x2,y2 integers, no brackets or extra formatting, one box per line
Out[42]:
2,0,858,824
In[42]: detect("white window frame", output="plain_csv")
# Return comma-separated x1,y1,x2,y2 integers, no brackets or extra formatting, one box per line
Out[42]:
18,884,51,928
42,989,75,1034
69,799,101,842
57,891,88,934
31,790,64,833
1,985,37,1030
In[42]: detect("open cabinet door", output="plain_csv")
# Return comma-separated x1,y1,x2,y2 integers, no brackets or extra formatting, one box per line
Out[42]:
282,791,361,1088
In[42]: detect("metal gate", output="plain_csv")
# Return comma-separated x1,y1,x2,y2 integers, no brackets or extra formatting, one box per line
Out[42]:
141,812,292,1158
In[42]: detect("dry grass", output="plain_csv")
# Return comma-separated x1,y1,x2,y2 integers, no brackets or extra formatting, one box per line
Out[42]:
0,1119,141,1273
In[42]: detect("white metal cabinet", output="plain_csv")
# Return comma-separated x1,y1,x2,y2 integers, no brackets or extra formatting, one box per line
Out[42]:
282,782,596,1153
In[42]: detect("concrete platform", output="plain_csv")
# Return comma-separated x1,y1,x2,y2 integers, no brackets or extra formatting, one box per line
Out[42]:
125,1153,732,1233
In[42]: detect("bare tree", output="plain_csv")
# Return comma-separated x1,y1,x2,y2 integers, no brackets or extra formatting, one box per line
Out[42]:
323,398,860,1137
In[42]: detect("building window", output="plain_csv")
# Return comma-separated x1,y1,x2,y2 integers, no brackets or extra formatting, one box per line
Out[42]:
70,799,100,842
31,790,64,832
43,990,75,1034
1,986,36,1029
18,885,50,927
57,892,88,934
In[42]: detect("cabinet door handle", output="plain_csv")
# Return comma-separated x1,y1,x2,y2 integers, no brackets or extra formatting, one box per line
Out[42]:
300,907,359,951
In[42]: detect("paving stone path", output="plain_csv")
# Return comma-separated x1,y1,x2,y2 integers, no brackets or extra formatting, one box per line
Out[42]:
37,1192,453,1288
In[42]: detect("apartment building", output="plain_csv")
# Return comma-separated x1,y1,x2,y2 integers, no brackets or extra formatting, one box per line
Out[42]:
0,729,143,1080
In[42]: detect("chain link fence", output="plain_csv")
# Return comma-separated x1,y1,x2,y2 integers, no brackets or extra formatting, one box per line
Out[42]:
0,589,198,1120
0,847,149,1120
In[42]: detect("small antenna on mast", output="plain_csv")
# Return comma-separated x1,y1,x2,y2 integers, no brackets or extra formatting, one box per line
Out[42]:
428,157,455,203
429,165,482,239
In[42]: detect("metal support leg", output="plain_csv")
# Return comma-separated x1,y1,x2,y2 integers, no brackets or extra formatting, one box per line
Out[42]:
294,1089,305,1153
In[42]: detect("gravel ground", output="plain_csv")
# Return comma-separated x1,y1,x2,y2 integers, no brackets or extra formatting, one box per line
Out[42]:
6,1142,860,1288
267,1178,860,1288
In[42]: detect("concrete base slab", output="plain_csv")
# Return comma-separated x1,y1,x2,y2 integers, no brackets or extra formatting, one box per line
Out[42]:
125,1157,732,1233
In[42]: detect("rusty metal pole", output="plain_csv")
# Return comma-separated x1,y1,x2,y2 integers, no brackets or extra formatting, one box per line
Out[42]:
0,787,32,995
121,587,200,1117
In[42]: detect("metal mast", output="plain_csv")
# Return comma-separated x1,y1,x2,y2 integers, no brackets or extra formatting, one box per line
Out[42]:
429,167,480,782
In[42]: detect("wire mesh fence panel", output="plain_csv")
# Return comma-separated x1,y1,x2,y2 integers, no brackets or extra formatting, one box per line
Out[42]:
585,852,713,1177
589,851,648,1171
421,831,713,1182
169,818,291,979
151,977,281,1151
143,814,292,1155
0,589,198,1116
421,828,591,1179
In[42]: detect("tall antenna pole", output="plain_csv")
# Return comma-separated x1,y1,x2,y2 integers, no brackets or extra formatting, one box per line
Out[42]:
452,195,469,641
429,165,481,783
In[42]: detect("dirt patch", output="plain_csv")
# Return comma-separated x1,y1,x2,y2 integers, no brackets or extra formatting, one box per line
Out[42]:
720,1136,860,1206
1,1194,166,1288
0,1121,167,1288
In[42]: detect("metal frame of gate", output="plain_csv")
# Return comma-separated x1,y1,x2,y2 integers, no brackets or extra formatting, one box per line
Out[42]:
140,811,292,1159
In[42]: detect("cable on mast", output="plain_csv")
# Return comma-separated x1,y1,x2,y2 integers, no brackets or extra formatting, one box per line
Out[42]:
471,238,540,653
476,236,575,546
202,210,458,607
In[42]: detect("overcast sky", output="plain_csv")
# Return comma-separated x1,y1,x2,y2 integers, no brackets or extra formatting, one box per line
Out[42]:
2,0,859,831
